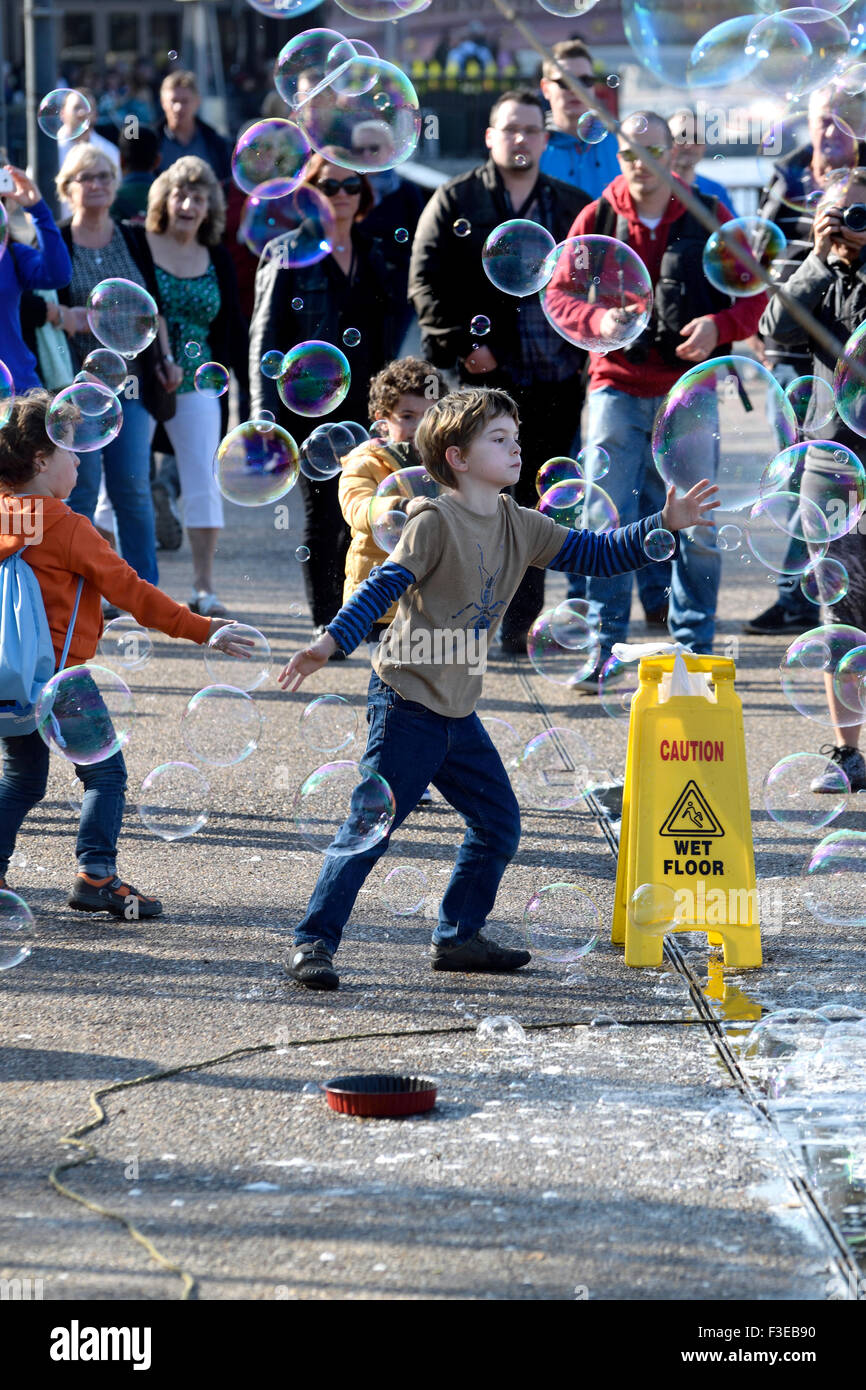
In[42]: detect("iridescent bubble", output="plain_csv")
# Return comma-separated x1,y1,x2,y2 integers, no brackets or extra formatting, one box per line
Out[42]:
470,314,490,336
35,665,133,765
300,693,358,753
541,236,654,352
369,466,440,551
599,653,639,721
801,830,866,927
181,685,262,767
394,227,409,243
204,623,271,693
535,456,582,496
764,752,849,832
746,492,830,573
194,362,230,398
834,318,866,437
530,0,604,12
324,38,380,99
781,624,866,724
297,59,421,174
762,440,866,539
513,727,597,811
521,882,600,964
538,478,620,531
453,218,471,238
37,88,92,139
245,0,326,16
342,327,361,348
380,865,427,916
240,182,334,263
86,278,159,358
833,644,866,717
273,28,351,110
481,219,556,297
800,557,849,606
214,419,300,506
97,616,153,672
82,348,128,393
784,375,836,432
746,10,850,100
478,715,523,771
0,359,14,427
292,297,304,310
293,760,396,857
138,762,210,841
653,357,797,513
230,118,309,197
576,110,607,144
295,544,310,562
643,527,676,561
549,598,600,648
261,350,285,378
702,217,786,297
576,444,609,480
628,882,677,936
299,421,356,480
185,341,201,360
256,411,276,430
0,891,34,970
277,340,350,418
527,611,599,687
717,523,742,551
46,380,123,453
686,16,764,88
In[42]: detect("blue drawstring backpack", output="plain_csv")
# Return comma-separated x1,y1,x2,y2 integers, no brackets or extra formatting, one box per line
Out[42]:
0,546,83,737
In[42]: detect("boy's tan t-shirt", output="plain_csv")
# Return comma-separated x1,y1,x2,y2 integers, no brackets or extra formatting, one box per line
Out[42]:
372,492,571,717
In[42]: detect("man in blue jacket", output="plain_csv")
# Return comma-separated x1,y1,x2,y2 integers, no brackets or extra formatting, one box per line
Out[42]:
539,39,620,200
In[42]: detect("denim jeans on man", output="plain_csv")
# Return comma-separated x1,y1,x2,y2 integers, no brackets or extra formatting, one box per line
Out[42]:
583,387,721,660
0,729,127,878
67,397,158,585
296,672,521,954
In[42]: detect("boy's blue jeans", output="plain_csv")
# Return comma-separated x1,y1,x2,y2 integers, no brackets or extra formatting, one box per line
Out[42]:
296,673,521,955
0,729,127,879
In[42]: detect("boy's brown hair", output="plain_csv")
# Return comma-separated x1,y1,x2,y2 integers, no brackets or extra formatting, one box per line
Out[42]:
367,357,448,422
415,387,519,489
0,389,77,491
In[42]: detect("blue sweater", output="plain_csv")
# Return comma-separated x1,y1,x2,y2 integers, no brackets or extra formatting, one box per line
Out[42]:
539,128,621,200
0,199,72,391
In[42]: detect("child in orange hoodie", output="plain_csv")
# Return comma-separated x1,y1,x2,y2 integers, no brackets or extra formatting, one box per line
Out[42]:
0,390,248,917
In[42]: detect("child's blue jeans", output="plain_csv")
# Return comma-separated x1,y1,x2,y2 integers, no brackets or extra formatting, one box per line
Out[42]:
0,729,127,879
296,672,521,954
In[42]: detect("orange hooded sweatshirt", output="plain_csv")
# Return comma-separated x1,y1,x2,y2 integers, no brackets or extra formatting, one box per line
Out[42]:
0,494,210,666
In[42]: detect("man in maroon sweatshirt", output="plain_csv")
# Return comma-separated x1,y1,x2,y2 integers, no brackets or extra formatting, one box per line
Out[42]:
546,111,767,687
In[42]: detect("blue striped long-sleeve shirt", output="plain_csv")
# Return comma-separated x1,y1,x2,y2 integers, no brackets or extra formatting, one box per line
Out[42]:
327,510,676,656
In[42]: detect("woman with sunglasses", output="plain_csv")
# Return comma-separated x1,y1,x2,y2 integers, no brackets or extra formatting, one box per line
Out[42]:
249,148,401,646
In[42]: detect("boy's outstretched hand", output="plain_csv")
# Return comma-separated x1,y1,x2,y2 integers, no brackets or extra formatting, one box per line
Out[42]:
278,631,338,692
660,479,720,532
207,618,256,659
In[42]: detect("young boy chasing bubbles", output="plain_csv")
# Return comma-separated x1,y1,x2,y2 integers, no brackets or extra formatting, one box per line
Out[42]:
280,388,718,991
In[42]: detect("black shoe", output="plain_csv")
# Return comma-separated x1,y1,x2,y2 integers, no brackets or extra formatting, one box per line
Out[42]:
288,939,340,990
431,931,531,974
811,744,866,793
313,624,347,662
643,604,669,629
499,633,528,655
101,598,122,621
152,481,183,552
68,872,163,919
743,603,810,635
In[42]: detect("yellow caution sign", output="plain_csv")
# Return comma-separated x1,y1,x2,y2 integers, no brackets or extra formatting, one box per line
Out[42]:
612,654,762,969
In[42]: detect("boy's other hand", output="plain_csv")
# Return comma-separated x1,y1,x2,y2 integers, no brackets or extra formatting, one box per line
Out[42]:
660,479,720,532
278,632,337,691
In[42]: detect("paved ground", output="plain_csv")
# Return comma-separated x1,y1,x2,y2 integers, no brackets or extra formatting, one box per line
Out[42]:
1,482,865,1302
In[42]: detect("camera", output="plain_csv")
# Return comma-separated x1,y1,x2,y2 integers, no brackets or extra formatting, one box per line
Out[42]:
841,203,866,232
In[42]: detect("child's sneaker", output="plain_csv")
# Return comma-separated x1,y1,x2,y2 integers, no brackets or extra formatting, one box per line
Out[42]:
288,940,339,990
68,873,163,919
189,591,228,618
431,932,530,973
417,787,435,807
811,744,866,793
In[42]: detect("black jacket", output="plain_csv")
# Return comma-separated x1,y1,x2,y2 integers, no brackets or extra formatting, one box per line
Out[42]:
408,159,590,371
152,116,232,184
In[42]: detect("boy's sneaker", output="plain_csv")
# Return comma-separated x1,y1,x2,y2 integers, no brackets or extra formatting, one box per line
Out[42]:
811,745,866,793
743,602,809,635
288,940,339,990
68,872,163,919
417,787,435,807
152,481,184,551
431,931,531,974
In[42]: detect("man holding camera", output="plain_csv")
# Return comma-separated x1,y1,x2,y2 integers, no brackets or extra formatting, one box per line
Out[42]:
554,112,767,684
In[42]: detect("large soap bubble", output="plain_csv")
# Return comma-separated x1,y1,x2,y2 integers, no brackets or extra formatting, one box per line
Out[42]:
834,318,866,437
380,864,427,916
541,236,654,353
801,830,866,927
214,419,300,506
369,466,440,552
138,762,210,841
780,624,866,724
653,356,798,512
762,440,866,540
86,278,159,358
833,643,866,717
628,882,678,936
230,118,309,197
764,752,850,831
784,375,836,432
98,616,153,672
182,685,262,766
239,182,335,264
522,882,600,964
35,665,133,765
526,611,599,687
300,694,358,754
299,421,356,480
293,760,396,856
277,340,350,418
746,9,851,99
703,217,786,297
481,220,556,297
274,28,351,110
623,0,758,88
746,492,830,573
513,727,599,811
46,379,123,453
800,556,849,606
38,88,92,139
0,890,34,970
245,0,325,15
0,359,12,427
686,16,763,88
204,623,271,693
538,478,620,531
333,0,430,19
82,348,128,393
535,456,582,496
298,59,421,174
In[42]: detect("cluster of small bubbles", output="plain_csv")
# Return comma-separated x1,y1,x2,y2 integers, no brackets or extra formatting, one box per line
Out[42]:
576,110,607,145
342,327,361,348
453,218,472,238
204,623,271,694
541,236,654,353
295,544,311,562
82,348,128,393
299,421,356,481
482,219,556,297
137,762,210,842
292,296,304,310
802,831,866,927
522,882,600,965
702,216,786,297
261,350,285,378
369,465,440,552
37,88,91,139
394,227,409,243
214,419,300,506
781,625,866,723
300,694,358,754
784,374,836,432
575,444,609,480
277,339,350,418
97,616,152,672
194,362,230,398
182,685,262,767
240,184,334,264
717,524,742,552
87,278,159,358
380,865,427,917
800,557,849,607
526,611,599,688
230,118,309,198
293,760,396,857
643,528,676,562
35,665,133,765
0,891,34,970
470,314,490,336
763,752,850,833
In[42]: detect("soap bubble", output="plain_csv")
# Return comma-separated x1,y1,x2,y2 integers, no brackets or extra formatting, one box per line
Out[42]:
369,466,440,551
38,88,92,139
741,1007,830,1063
453,218,471,238
478,715,523,771
764,752,850,831
214,419,300,506
470,314,490,336
300,693,358,753
481,219,556,297
185,341,201,360
535,456,582,496
323,38,380,98
342,327,361,348
784,375,836,432
686,16,765,88
273,27,351,110
702,216,786,297
576,444,609,480
194,362,230,398
643,527,676,562
800,557,849,606
204,623,271,693
97,616,153,672
293,760,396,857
87,278,159,358
833,644,866,717
256,411,275,430
0,359,13,427
513,727,597,810
628,882,677,936
46,379,123,453
476,1015,527,1044
230,118,309,197
599,653,640,721
138,762,210,841
549,601,599,651
245,0,326,16
296,59,421,174
295,545,310,562
380,865,427,916
181,685,262,767
527,611,599,687
0,891,34,970
746,492,830,573
292,297,304,310
781,624,866,724
261,350,285,378
538,478,620,531
35,665,133,766
833,318,866,437
761,440,866,540
82,348,128,393
522,882,600,964
801,831,866,927
0,205,7,266
717,523,742,551
576,110,607,144
394,227,408,243
240,182,334,263
541,236,654,352
299,421,356,480
746,10,850,100
653,357,798,513
277,340,350,418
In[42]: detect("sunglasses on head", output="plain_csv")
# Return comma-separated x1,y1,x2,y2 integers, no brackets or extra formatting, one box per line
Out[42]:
316,176,363,196
548,74,596,90
618,145,668,163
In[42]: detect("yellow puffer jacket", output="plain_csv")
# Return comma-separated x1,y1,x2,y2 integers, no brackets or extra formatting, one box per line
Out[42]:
338,440,418,621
